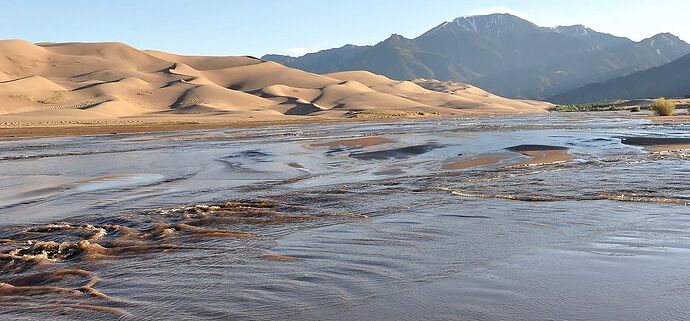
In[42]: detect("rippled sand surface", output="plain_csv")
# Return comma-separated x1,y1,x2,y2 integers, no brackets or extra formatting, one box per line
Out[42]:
1,113,690,320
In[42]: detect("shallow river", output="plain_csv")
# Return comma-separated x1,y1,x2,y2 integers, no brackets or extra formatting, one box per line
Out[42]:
1,113,690,320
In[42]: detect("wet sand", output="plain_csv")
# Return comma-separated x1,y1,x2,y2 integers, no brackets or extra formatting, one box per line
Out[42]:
443,154,509,169
648,114,690,122
646,144,690,153
310,136,395,148
0,115,426,140
504,144,573,168
3,111,684,141
0,118,333,139
621,136,690,153
443,145,574,170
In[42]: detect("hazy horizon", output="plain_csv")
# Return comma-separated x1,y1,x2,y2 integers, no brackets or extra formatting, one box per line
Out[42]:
2,0,689,57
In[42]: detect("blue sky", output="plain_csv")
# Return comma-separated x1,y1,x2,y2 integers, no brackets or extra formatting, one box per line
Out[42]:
2,0,688,56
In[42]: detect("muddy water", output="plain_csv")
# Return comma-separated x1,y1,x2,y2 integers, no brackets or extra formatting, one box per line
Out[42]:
1,113,690,320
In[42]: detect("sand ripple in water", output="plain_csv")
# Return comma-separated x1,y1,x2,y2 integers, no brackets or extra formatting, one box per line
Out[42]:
0,199,366,318
436,187,690,205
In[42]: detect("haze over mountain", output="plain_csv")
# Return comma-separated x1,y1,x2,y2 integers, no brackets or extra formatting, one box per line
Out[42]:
263,14,690,99
550,52,690,104
0,39,549,123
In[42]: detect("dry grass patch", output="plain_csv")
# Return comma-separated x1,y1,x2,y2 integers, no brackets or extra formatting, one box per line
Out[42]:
650,98,676,116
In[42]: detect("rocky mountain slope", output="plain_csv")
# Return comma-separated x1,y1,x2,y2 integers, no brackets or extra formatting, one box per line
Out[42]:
264,14,690,99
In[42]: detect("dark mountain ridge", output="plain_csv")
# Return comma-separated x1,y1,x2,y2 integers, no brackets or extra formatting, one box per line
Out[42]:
262,14,690,99
549,52,690,103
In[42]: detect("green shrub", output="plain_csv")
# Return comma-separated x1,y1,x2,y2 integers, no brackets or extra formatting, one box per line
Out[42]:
650,98,676,116
555,105,579,112
629,106,641,112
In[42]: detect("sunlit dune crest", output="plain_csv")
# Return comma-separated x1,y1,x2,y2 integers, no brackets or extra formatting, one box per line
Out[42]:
0,40,550,124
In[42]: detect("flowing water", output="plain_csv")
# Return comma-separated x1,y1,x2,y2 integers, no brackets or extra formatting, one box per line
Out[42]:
1,113,690,320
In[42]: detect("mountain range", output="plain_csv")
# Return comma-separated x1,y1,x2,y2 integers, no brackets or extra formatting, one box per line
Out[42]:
263,14,690,101
550,52,690,103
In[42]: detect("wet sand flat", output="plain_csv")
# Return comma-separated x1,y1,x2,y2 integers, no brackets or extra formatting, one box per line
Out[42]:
645,144,690,152
443,154,509,169
621,136,690,152
310,136,395,148
0,117,352,139
504,144,573,168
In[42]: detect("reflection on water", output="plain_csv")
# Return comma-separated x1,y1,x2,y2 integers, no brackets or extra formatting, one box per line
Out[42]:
1,113,690,320
75,174,166,192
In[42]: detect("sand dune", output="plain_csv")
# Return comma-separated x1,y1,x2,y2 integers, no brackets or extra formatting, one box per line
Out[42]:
314,80,427,110
261,85,322,103
0,40,550,127
325,71,402,87
145,50,261,70
202,61,340,92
